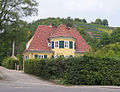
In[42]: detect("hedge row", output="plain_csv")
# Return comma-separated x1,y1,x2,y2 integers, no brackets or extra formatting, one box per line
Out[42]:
2,57,19,69
24,56,120,85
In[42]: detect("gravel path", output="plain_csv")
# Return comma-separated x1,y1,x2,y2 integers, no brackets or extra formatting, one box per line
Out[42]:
0,66,54,85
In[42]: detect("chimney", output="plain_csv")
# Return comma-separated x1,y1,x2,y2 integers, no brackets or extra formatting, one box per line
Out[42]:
49,22,52,28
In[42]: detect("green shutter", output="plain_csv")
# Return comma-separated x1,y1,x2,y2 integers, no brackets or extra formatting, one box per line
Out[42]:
69,41,73,49
35,55,38,59
52,41,54,49
62,41,64,48
44,55,47,59
59,41,64,48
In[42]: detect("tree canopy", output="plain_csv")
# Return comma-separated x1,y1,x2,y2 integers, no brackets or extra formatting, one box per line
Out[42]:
0,0,38,32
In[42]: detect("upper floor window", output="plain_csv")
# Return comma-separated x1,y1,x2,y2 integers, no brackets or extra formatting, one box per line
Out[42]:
55,41,59,48
64,41,69,48
35,55,47,59
52,41,74,49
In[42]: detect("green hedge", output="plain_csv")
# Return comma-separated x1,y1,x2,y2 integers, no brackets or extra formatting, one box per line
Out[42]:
2,57,19,69
24,56,120,85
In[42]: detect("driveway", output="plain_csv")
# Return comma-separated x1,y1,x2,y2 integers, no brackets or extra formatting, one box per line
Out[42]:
0,66,120,92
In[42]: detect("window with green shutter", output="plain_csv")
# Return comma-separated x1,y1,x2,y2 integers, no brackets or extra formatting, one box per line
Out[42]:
69,41,73,49
52,41,54,49
59,41,64,48
44,55,47,59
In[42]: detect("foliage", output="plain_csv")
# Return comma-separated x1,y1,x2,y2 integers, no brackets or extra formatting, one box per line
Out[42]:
0,0,38,32
98,32,111,47
24,56,120,85
2,57,19,69
111,28,120,43
93,42,120,60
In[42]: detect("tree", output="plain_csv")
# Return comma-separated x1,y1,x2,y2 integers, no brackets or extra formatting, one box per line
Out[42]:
82,19,87,23
0,0,38,32
95,18,102,25
111,28,120,43
99,32,111,47
102,19,109,26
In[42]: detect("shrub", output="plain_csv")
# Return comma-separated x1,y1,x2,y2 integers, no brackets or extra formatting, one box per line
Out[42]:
24,56,120,85
2,57,19,69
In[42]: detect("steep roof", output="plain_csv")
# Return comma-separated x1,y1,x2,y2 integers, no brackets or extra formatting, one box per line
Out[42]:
28,25,56,51
26,24,90,52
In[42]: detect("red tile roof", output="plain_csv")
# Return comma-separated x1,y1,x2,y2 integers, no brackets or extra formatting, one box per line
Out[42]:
26,24,90,52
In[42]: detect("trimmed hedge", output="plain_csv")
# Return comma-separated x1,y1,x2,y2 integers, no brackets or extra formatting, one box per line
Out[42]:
2,57,19,69
24,56,120,85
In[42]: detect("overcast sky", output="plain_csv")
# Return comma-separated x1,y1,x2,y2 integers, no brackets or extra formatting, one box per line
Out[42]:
25,0,120,27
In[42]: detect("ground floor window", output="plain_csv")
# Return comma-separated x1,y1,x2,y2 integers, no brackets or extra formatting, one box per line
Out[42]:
24,55,29,60
35,55,47,59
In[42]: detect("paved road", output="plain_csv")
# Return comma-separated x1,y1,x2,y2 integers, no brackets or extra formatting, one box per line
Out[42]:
0,66,120,92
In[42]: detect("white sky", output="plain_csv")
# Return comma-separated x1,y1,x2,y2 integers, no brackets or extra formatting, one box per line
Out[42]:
25,0,120,27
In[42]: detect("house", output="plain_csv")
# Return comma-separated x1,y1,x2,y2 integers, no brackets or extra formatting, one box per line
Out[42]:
23,24,90,60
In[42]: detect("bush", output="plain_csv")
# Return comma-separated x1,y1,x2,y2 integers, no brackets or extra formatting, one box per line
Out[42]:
24,56,120,85
2,57,19,69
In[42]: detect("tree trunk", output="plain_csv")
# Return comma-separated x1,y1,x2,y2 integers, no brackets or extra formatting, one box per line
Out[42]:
12,41,15,57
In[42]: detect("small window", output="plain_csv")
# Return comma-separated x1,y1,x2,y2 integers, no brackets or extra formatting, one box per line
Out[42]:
44,55,47,59
55,41,59,48
35,55,38,59
64,41,69,48
65,55,69,58
70,55,73,57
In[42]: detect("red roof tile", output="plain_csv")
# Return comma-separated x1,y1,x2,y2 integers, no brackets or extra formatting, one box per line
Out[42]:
27,24,90,52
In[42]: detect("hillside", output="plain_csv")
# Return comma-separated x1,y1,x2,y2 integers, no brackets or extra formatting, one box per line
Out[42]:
93,42,120,59
27,17,115,39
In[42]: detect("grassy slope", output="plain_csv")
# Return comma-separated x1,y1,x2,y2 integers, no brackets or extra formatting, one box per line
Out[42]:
72,21,114,34
94,42,120,59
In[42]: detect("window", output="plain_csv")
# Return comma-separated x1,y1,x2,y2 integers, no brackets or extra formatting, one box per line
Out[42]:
52,41,54,49
59,41,64,48
35,55,38,59
64,41,69,48
70,55,73,57
55,41,59,48
44,55,47,59
69,41,73,49
35,55,48,59
65,55,69,58
25,55,29,60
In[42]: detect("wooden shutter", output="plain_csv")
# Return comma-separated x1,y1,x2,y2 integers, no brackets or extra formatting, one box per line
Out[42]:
59,41,64,48
69,41,73,49
52,41,54,49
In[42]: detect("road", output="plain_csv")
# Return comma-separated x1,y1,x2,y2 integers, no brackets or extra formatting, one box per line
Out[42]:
0,66,120,92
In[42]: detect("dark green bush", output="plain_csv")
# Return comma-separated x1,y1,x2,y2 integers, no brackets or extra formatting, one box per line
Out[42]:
2,57,19,69
24,56,120,85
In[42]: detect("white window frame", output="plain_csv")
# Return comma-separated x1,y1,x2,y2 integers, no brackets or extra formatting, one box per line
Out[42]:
54,41,59,48
64,41,69,48
73,42,75,49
